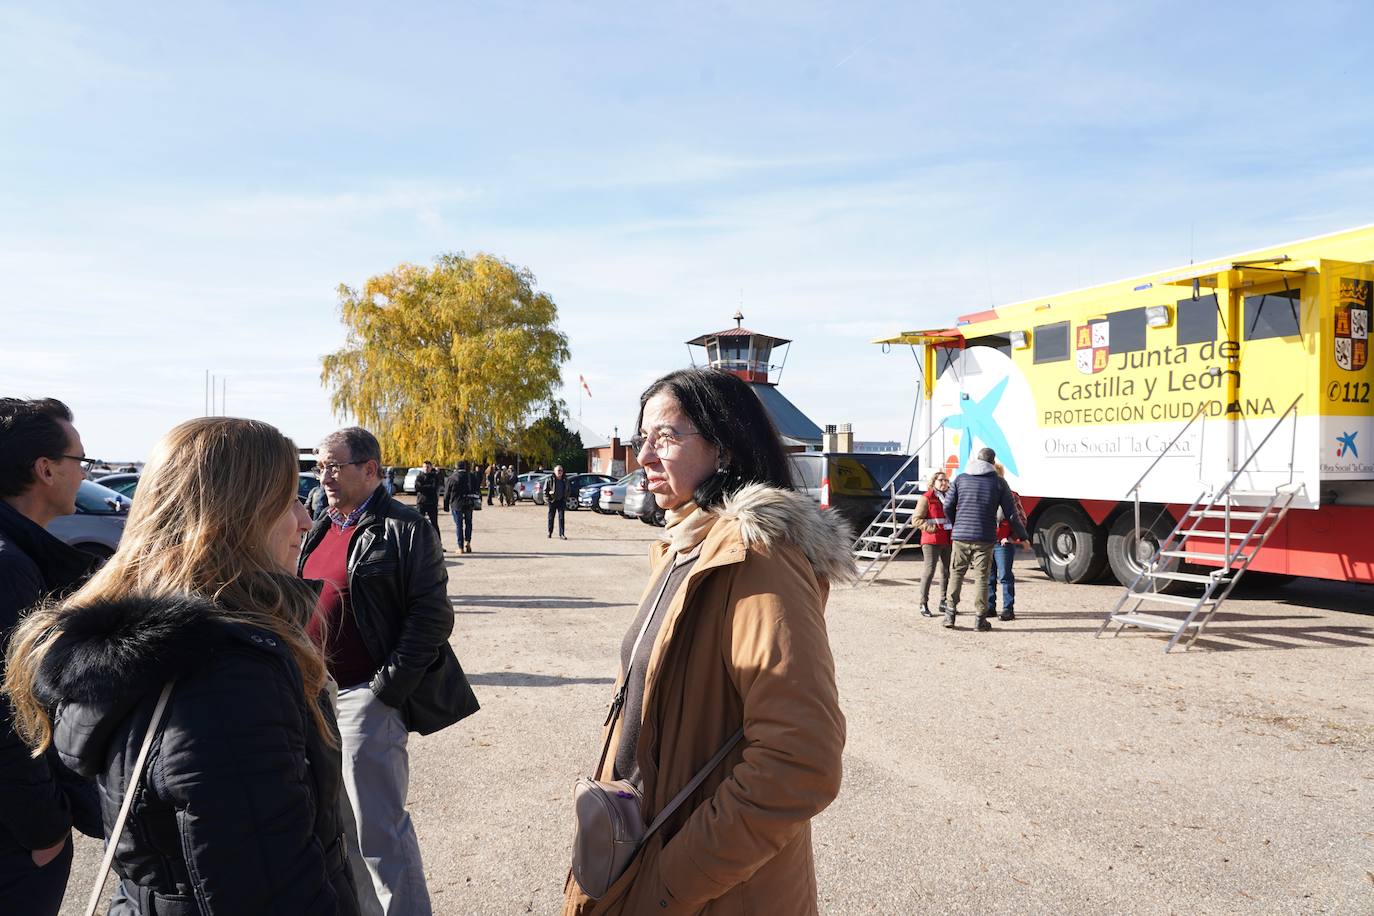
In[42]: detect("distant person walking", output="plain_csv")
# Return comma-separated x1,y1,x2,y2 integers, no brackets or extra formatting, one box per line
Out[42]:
444,461,479,554
414,460,443,545
545,465,569,539
943,447,1028,631
383,466,396,497
500,466,516,507
986,462,1026,621
486,464,496,506
914,468,952,619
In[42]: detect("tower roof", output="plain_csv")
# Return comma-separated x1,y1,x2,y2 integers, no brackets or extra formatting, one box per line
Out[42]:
685,326,792,347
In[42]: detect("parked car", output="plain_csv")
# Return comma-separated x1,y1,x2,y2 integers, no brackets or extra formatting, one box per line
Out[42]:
530,473,556,505
403,467,423,494
47,479,131,561
516,472,546,501
597,471,640,515
621,470,663,525
298,472,319,504
539,473,613,509
93,472,140,499
787,452,920,533
579,481,606,511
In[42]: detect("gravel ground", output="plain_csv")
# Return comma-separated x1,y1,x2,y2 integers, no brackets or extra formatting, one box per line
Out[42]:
60,498,1373,914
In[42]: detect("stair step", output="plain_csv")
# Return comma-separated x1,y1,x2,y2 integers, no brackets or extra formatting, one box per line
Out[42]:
1188,509,1269,520
870,521,914,530
1159,549,1248,563
858,535,904,544
1111,612,1202,632
1125,590,1217,607
854,550,898,559
1143,569,1229,584
1180,529,1256,540
891,494,923,503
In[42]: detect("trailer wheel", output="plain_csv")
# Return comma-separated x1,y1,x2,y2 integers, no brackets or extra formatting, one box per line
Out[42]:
1035,505,1107,583
1106,511,1182,591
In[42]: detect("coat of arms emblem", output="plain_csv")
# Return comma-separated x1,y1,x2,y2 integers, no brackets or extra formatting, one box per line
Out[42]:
1075,319,1109,375
1335,278,1370,372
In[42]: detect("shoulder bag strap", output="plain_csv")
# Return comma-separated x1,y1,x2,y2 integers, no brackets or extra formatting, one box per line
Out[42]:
84,681,175,916
642,727,745,841
591,562,677,778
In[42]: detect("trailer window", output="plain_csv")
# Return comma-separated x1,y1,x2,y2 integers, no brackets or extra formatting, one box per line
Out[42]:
1106,307,1146,354
934,346,960,377
1033,321,1069,363
966,334,1011,355
1176,295,1217,346
1244,289,1301,340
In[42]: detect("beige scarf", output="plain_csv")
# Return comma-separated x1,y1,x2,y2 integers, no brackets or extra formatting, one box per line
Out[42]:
664,501,715,556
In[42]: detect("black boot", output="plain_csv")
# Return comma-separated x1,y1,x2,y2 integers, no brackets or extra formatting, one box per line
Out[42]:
920,604,934,618
942,607,956,628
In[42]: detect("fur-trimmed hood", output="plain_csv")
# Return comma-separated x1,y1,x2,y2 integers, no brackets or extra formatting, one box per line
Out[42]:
962,458,997,476
34,594,273,777
713,483,857,584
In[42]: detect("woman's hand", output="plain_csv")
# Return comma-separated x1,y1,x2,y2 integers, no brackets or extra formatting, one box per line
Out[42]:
31,833,67,867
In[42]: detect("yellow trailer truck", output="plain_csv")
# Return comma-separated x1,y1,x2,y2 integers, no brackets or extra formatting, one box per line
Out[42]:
878,224,1374,585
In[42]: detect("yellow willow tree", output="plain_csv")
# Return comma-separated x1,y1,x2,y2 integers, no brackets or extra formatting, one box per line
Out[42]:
321,253,571,465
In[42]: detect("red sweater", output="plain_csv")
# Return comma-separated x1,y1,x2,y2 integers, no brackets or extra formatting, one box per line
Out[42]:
304,525,378,689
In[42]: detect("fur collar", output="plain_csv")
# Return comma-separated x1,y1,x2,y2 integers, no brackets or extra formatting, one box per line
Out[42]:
714,483,857,584
34,594,240,710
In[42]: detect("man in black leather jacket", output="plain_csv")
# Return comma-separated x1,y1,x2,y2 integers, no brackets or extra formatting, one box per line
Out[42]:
299,428,478,916
0,397,101,914
412,460,443,547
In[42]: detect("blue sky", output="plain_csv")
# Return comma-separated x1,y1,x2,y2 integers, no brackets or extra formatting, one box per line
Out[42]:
5,0,1374,460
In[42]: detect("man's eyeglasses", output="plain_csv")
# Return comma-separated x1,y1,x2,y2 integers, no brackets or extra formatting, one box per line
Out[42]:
57,454,98,471
629,430,704,455
314,460,365,476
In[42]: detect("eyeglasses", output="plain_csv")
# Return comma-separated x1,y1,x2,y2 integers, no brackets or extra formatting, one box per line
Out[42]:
57,454,98,471
629,429,705,455
314,460,365,476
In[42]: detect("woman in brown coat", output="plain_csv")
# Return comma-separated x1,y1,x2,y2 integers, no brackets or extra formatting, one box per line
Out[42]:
564,367,852,915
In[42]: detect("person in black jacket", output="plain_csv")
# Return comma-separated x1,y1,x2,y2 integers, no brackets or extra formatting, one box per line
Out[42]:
942,446,1029,631
300,428,478,916
544,465,570,539
3,416,360,915
0,398,101,914
443,461,479,554
412,460,443,547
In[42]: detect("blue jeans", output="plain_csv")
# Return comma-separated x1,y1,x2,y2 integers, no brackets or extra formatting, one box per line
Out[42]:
987,543,1016,613
451,505,473,546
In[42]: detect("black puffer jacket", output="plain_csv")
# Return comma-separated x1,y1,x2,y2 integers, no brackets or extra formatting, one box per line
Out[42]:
34,595,360,916
299,486,479,734
0,499,101,860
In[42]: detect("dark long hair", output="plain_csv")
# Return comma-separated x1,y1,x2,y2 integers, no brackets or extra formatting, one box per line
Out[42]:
637,368,793,509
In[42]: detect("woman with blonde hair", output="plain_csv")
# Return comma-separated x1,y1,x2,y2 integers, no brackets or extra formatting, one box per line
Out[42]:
912,468,952,618
4,417,360,915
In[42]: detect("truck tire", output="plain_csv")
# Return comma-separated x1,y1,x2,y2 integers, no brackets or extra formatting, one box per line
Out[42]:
1106,511,1182,591
1035,504,1107,583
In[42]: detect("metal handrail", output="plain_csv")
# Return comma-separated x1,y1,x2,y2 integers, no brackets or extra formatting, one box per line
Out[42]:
1215,394,1303,497
1126,400,1211,546
881,419,947,493
1124,400,1212,499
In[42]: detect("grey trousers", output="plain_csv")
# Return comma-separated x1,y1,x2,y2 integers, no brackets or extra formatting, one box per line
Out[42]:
337,685,432,916
919,543,951,609
947,540,993,618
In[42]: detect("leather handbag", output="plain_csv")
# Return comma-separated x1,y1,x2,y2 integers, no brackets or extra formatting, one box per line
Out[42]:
570,568,743,899
84,681,175,916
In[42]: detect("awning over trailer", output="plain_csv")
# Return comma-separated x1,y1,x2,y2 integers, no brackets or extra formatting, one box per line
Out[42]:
1156,257,1318,289
871,327,964,346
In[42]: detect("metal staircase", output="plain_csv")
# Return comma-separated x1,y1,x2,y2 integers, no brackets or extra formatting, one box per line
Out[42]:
853,480,925,584
852,420,947,586
1097,396,1303,652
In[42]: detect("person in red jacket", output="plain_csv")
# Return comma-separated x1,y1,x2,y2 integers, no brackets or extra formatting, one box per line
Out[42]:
914,469,952,618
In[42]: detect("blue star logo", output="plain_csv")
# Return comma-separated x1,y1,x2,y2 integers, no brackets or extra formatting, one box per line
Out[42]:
944,377,1019,475
1337,430,1359,459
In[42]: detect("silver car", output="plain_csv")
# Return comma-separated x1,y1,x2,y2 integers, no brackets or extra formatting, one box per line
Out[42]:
620,470,663,525
597,471,640,515
47,479,131,561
